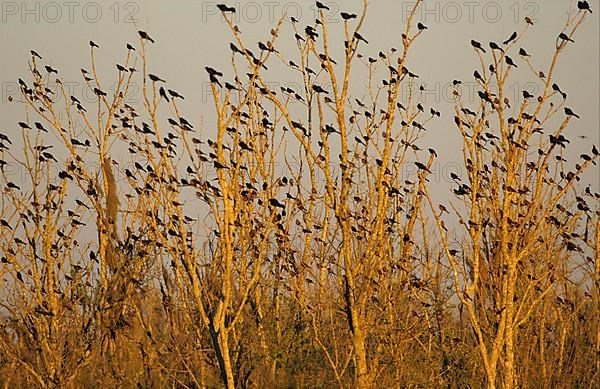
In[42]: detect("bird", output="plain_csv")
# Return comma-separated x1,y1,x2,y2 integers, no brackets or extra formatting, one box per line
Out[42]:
316,1,329,10
417,22,427,30
217,4,236,13
168,89,184,99
30,49,42,59
89,40,100,48
312,85,328,94
205,67,223,77
471,40,486,53
18,122,31,130
505,56,517,68
127,43,136,51
138,30,155,43
558,33,574,43
93,88,107,97
519,48,530,57
473,70,484,83
354,32,368,44
45,65,58,74
489,41,504,52
415,162,431,174
502,32,517,45
149,73,165,82
564,107,580,119
578,1,592,13
159,87,170,102
341,12,357,20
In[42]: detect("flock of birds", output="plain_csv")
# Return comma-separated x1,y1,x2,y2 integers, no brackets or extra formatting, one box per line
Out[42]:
0,1,597,253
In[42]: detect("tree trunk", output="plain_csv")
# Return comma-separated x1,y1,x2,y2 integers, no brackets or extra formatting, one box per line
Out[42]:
210,327,235,389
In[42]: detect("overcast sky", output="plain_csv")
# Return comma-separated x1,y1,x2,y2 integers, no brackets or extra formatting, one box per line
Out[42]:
1,0,598,196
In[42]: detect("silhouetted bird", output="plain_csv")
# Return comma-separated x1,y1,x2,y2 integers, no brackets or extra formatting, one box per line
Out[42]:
89,40,99,48
354,32,368,44
489,41,504,52
341,12,357,20
503,32,517,45
505,56,517,67
30,50,42,59
471,40,486,53
417,22,427,30
564,107,580,118
558,33,574,43
577,1,592,13
127,43,135,51
414,162,431,173
159,87,169,102
312,85,328,94
316,1,329,10
168,89,184,99
519,48,530,57
149,73,165,82
205,67,223,77
45,65,58,74
138,30,155,43
217,4,236,13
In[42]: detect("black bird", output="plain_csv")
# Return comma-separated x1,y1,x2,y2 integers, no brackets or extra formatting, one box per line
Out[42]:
503,31,517,45
30,49,42,59
417,22,427,30
229,42,243,54
577,1,592,13
341,12,357,20
552,83,567,99
217,4,236,13
519,48,530,57
34,122,48,132
319,53,337,64
159,87,170,102
505,56,517,68
489,41,504,52
305,26,318,40
316,1,329,10
45,65,58,74
312,85,328,94
471,40,486,53
592,145,598,156
205,67,223,77
213,161,229,170
415,162,431,173
525,17,534,25
0,134,10,145
269,198,285,208
558,33,574,43
116,64,127,72
522,90,534,99
168,89,184,99
127,43,136,51
89,40,100,48
138,30,155,43
18,122,31,130
473,70,484,82
354,32,368,44
149,73,165,82
93,88,107,97
564,107,580,119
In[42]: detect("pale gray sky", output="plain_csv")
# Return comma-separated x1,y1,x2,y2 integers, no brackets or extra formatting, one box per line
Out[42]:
1,0,598,194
